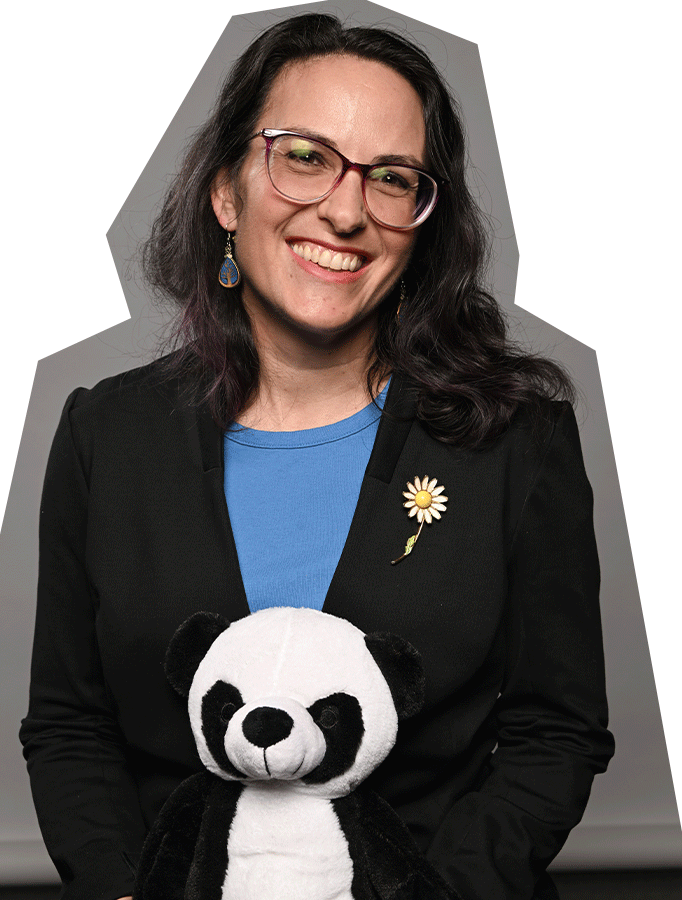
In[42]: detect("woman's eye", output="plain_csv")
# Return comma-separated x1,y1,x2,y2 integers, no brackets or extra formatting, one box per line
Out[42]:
317,705,339,729
288,149,322,165
374,167,403,184
220,702,237,723
369,167,413,192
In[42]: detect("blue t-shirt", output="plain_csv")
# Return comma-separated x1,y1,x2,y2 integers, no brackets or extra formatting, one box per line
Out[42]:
224,385,388,613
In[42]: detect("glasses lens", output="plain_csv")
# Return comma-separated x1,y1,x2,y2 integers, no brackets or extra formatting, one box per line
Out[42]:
364,166,437,229
268,135,340,202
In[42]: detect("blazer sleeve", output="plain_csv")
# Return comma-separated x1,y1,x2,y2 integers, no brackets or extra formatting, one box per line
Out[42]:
19,389,148,900
425,403,616,900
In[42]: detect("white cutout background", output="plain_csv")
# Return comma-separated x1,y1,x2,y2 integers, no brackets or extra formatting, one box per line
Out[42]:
2,0,680,875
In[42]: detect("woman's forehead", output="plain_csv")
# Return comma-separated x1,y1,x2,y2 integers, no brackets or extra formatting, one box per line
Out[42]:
258,54,426,163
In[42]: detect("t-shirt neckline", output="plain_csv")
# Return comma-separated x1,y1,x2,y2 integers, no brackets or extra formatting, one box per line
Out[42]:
225,381,389,450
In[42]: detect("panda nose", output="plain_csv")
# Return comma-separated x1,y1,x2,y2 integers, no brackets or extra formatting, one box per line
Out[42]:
242,706,294,748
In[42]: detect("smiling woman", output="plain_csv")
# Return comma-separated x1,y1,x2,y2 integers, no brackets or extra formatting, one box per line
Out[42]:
19,12,614,900
209,54,423,414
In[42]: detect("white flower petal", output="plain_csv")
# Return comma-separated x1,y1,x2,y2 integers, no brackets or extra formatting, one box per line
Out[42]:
407,481,417,494
414,477,422,491
431,485,445,496
427,478,438,492
432,503,447,513
422,476,429,488
408,505,419,518
417,508,424,523
423,508,432,524
403,491,415,500
404,500,416,508
434,496,448,504
429,507,441,520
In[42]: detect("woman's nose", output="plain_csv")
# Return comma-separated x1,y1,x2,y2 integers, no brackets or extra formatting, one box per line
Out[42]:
316,168,368,234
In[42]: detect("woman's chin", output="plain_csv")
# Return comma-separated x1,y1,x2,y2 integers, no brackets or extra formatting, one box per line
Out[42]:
241,280,383,350
259,301,377,347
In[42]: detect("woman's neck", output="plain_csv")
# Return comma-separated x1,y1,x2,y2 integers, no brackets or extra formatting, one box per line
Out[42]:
236,313,385,432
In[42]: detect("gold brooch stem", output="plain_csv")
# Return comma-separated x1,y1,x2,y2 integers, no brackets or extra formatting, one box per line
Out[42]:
391,521,424,565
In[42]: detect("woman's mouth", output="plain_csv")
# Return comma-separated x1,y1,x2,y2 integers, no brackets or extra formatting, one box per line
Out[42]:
289,241,364,272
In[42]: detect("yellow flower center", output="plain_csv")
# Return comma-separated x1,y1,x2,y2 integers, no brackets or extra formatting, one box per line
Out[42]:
414,490,432,509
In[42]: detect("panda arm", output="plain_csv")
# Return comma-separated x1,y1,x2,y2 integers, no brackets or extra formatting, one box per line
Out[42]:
134,771,214,900
333,790,461,900
185,779,243,900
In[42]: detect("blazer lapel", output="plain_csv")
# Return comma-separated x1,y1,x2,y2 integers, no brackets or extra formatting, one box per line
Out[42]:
366,373,417,484
194,401,251,622
324,373,419,623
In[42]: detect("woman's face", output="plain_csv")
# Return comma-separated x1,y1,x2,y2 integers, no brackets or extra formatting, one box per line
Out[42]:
212,54,426,343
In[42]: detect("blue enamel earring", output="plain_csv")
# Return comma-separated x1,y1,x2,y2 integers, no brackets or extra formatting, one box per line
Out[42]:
219,232,240,288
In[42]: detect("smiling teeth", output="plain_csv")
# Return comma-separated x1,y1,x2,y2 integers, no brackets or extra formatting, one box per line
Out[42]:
291,243,362,272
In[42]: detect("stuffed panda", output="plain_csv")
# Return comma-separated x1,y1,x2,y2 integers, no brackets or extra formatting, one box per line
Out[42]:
134,607,458,900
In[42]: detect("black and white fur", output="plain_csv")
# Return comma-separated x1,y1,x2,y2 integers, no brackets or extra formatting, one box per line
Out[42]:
134,608,459,900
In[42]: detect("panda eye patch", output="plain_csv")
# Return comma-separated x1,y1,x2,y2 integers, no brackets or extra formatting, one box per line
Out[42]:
304,692,364,784
202,681,244,725
202,681,244,731
200,680,246,778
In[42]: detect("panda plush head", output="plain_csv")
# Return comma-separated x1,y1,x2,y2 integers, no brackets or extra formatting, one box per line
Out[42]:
165,608,425,799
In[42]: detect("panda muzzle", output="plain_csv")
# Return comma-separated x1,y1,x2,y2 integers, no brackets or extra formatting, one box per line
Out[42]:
226,698,327,780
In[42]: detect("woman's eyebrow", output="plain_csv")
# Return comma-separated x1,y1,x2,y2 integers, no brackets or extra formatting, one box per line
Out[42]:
279,127,425,169
369,153,425,169
281,126,337,146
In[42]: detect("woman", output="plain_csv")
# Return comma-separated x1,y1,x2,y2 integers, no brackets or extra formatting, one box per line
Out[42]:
20,13,615,900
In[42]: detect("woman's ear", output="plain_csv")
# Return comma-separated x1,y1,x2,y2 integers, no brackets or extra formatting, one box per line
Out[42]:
211,168,239,231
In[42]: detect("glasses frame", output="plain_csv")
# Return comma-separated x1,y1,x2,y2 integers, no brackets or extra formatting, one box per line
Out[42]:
252,129,442,231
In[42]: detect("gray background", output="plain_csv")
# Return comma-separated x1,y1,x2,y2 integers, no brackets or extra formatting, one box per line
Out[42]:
1,0,680,883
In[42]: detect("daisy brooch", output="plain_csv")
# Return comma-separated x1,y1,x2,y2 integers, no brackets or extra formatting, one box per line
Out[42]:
391,476,448,565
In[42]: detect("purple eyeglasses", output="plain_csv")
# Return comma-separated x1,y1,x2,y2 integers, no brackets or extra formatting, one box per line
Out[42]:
251,129,442,230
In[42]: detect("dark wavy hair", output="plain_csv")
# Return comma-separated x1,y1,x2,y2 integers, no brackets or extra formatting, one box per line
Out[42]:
142,12,573,447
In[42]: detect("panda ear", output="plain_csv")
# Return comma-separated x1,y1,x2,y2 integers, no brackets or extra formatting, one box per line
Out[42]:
165,612,230,697
364,633,425,719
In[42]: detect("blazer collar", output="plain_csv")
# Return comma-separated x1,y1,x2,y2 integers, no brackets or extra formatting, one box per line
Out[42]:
366,372,417,484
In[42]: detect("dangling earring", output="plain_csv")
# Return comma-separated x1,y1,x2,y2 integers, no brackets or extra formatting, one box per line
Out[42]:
396,279,408,322
219,231,240,288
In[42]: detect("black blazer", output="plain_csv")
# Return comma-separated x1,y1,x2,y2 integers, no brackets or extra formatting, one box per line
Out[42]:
20,360,615,900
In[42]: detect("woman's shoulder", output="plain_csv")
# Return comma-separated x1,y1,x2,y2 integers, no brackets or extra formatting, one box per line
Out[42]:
493,398,583,478
433,399,584,510
498,398,589,514
392,374,581,484
420,397,578,462
59,353,204,461
503,398,578,454
64,353,193,422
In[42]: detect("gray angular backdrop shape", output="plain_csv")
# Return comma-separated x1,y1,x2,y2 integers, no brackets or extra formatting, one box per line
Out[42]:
1,0,679,884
